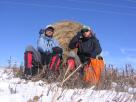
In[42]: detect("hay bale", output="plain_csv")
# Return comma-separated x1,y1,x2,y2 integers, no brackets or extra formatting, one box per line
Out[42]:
52,20,83,58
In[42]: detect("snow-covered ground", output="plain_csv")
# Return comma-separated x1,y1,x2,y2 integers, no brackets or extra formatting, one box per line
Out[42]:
0,68,135,102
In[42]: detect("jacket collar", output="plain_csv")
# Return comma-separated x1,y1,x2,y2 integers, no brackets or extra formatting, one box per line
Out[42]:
41,34,53,40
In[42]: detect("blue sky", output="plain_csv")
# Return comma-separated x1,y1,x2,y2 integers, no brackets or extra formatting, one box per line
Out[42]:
0,0,136,68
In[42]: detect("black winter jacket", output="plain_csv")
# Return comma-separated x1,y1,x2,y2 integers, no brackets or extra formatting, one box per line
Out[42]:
69,32,102,63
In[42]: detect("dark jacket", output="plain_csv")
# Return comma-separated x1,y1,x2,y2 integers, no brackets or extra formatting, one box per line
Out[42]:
69,32,102,63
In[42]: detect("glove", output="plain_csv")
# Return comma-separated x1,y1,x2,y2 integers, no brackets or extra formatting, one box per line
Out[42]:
39,29,44,35
76,32,83,40
96,55,103,60
52,47,63,55
74,32,83,48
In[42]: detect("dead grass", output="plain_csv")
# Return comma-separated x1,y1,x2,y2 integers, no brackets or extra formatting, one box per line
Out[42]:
53,20,83,60
96,64,136,91
10,63,136,101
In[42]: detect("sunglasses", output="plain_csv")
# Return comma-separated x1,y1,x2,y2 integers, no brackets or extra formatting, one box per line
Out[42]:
46,29,54,32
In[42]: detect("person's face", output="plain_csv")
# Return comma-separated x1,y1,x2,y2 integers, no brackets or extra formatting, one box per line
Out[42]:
83,30,92,38
45,29,54,36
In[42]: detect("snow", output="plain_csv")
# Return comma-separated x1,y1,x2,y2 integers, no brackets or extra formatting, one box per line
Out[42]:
0,69,135,102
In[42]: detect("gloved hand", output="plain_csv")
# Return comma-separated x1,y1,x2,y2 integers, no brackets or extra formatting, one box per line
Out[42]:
96,55,103,60
74,32,83,48
76,32,83,40
39,29,44,35
52,47,63,55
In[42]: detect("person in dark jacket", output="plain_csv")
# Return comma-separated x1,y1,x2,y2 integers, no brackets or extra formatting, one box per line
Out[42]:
69,26,102,64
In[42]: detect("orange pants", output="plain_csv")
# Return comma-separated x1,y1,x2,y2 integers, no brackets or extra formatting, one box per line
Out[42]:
83,58,104,85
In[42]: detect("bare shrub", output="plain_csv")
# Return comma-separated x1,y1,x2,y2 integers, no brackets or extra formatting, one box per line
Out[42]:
96,64,136,93
8,84,17,94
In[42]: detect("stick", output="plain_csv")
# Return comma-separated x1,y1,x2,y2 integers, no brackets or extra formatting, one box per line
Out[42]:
60,64,83,87
62,66,70,81
62,61,74,82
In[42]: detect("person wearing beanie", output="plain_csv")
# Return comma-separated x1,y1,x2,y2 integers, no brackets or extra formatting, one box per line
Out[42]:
67,25,103,83
24,25,63,76
69,25,102,63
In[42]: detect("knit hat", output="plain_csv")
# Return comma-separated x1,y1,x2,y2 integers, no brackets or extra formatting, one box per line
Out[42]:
45,25,55,32
81,25,91,33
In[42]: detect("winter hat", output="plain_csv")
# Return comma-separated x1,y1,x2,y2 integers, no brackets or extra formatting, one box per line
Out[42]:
81,25,91,33
45,25,55,32
39,25,55,36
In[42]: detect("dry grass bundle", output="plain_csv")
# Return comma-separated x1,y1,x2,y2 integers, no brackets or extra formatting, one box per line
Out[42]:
52,20,83,58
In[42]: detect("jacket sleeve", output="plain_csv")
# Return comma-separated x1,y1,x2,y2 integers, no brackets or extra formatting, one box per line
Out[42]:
91,38,102,58
69,32,82,49
53,39,60,47
52,39,63,59
37,37,45,52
